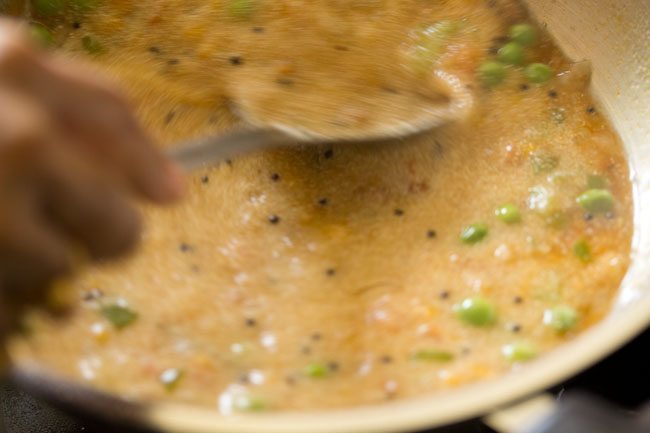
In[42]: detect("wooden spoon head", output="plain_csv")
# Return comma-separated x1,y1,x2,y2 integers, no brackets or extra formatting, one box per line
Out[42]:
229,69,474,142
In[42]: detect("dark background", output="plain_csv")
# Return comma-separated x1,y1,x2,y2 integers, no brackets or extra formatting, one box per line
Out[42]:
1,327,648,433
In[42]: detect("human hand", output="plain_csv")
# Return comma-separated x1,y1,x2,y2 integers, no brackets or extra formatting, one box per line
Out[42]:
0,19,183,329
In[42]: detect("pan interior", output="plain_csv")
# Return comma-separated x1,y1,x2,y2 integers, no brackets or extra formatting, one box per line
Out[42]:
7,0,650,432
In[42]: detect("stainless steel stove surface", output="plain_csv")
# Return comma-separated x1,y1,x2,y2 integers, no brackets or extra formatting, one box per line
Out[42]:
2,327,648,433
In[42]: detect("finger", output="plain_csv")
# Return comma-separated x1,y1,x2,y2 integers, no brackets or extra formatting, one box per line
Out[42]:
0,96,72,302
0,88,61,300
43,77,185,204
36,140,143,260
0,21,184,203
0,204,72,304
0,87,141,261
0,284,21,341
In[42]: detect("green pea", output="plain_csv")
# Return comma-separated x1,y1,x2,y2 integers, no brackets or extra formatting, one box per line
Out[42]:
576,189,615,213
159,368,184,392
31,0,66,16
460,223,488,244
573,239,592,263
100,304,138,329
478,60,506,87
502,342,537,362
454,297,497,327
412,349,454,362
543,305,579,332
228,0,255,19
495,204,521,224
81,35,105,55
509,23,537,46
304,363,329,378
29,23,55,48
525,63,553,84
498,42,525,65
587,174,608,189
233,395,266,412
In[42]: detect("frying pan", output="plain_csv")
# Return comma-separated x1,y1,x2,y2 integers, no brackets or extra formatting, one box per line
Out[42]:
5,0,650,432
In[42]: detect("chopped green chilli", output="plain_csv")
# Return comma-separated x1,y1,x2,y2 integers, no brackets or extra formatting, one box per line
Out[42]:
454,297,497,327
304,363,330,378
587,174,608,189
31,0,66,15
551,108,566,124
545,210,568,229
70,0,101,12
502,342,537,362
530,151,559,173
29,23,55,48
100,304,138,329
82,35,105,55
412,349,455,362
547,172,572,185
576,189,615,213
160,368,184,392
230,341,257,356
460,223,488,244
573,239,592,263
544,305,578,332
228,0,255,19
495,204,521,224
233,395,266,412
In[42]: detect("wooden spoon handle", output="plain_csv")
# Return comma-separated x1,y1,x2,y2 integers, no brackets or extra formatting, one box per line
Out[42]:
168,128,294,172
